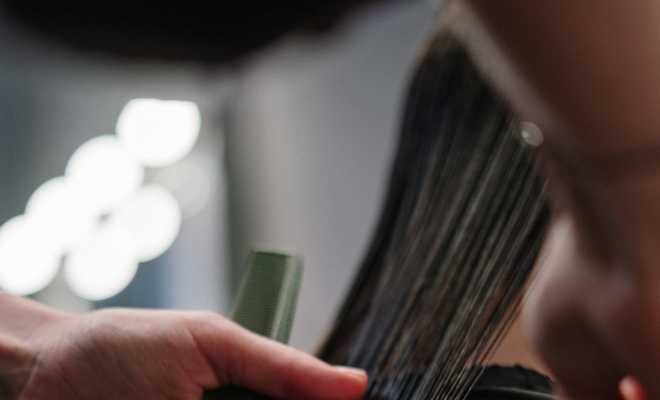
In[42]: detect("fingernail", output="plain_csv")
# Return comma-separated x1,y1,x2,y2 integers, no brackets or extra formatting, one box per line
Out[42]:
335,366,368,380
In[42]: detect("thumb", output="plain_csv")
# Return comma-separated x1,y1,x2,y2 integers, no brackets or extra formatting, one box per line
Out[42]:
189,315,368,400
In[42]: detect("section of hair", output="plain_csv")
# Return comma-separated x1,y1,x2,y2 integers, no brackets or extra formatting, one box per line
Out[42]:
320,30,550,400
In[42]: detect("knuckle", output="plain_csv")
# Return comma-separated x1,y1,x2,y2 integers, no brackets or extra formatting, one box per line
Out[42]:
185,311,228,329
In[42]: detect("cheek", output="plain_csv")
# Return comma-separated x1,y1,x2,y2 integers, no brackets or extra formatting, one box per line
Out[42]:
523,219,628,397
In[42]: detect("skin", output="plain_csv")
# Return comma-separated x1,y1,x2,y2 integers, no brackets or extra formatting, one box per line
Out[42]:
450,1,660,399
3,2,658,398
489,311,546,374
0,293,367,400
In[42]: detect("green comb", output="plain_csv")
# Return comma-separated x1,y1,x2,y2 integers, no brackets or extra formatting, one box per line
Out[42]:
203,251,303,400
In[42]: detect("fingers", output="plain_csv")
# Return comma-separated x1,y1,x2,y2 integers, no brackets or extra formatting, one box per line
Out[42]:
187,315,367,400
556,377,646,400
620,377,646,400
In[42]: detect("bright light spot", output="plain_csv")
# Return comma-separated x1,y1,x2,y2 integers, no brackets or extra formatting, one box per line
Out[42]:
65,225,139,301
0,216,61,295
521,122,544,147
66,135,144,214
26,177,97,253
110,185,182,262
117,99,201,167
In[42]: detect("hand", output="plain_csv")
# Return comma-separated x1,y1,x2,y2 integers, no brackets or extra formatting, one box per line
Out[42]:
0,296,367,400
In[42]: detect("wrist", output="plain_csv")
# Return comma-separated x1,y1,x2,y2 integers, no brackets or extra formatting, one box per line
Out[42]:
0,294,75,399
0,293,74,341
0,331,33,399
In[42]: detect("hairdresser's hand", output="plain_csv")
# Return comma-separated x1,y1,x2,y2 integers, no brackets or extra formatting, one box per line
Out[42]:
0,294,367,400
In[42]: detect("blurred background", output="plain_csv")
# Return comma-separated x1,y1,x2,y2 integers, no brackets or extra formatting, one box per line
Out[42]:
0,1,432,351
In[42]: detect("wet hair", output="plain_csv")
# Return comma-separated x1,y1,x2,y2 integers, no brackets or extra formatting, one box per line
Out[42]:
319,30,550,400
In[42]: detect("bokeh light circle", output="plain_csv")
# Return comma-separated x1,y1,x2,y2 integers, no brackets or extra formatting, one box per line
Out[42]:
65,225,139,301
26,177,97,252
65,135,144,214
110,184,182,262
117,99,201,167
0,216,62,295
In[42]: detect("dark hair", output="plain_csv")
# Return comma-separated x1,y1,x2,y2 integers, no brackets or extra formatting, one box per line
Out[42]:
320,31,550,399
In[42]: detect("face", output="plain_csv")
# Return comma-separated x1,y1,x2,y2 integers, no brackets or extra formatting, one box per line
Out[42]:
450,2,660,398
